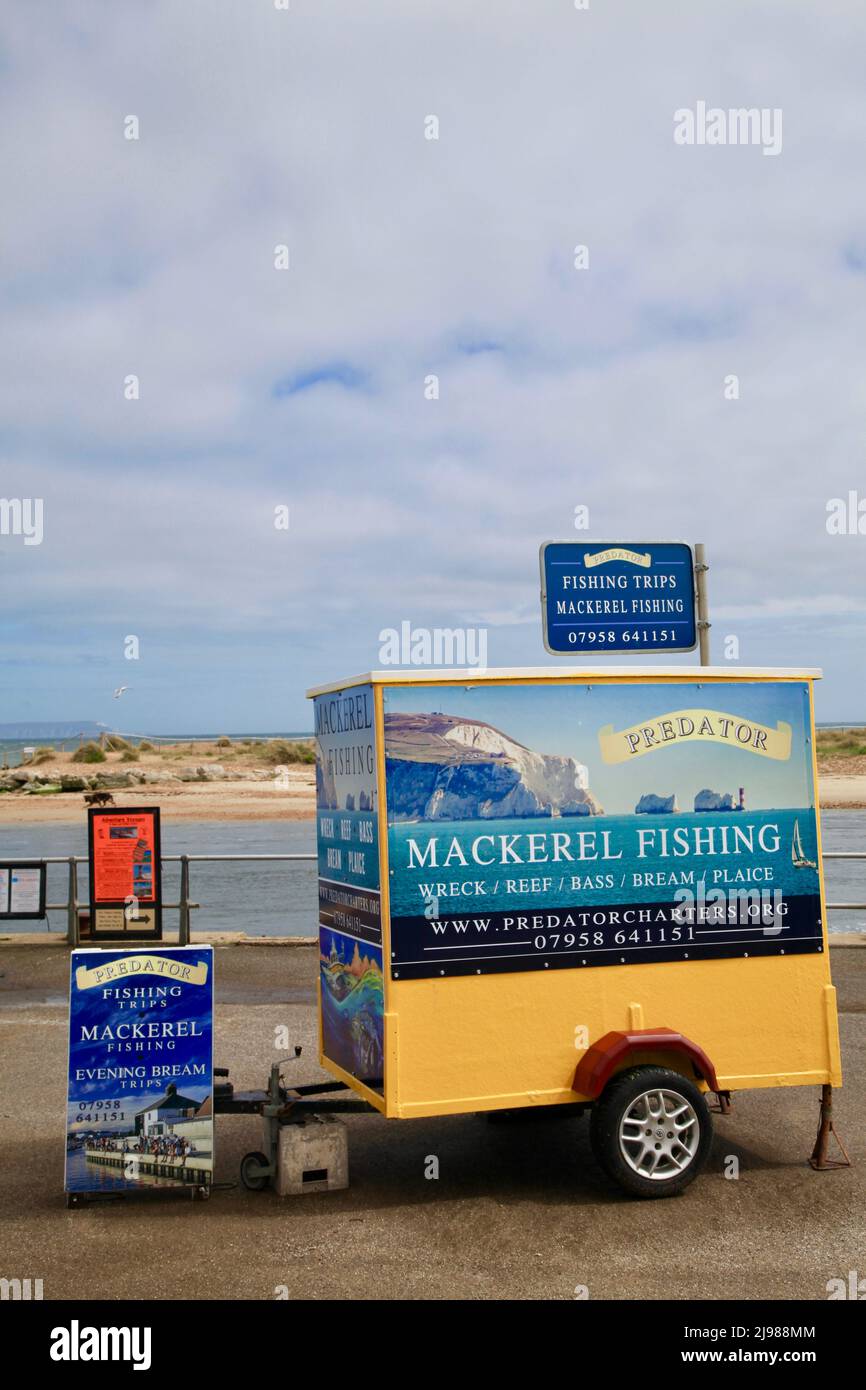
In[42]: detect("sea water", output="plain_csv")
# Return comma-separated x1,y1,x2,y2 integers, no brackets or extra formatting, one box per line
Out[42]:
0,812,863,934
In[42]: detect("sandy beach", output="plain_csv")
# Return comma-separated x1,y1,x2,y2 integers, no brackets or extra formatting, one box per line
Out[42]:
0,771,316,823
0,739,317,823
816,776,866,809
2,735,865,823
0,768,863,823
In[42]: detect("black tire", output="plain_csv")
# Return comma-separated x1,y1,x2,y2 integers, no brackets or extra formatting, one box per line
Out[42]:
240,1150,271,1191
590,1066,712,1199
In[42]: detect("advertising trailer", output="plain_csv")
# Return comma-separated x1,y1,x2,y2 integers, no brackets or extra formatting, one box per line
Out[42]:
308,666,842,1197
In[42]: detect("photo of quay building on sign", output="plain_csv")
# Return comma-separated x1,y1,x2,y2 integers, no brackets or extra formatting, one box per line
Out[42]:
66,1083,214,1193
135,1083,213,1148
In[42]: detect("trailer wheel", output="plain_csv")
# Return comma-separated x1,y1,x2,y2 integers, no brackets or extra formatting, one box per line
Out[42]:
240,1150,271,1191
590,1066,712,1199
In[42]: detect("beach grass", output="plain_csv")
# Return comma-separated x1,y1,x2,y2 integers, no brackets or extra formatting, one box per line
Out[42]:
70,741,107,764
816,728,866,760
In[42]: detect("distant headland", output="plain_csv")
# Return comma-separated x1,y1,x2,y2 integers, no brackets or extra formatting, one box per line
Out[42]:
0,721,105,740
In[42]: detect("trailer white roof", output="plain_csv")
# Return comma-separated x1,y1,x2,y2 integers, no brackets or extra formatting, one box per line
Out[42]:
306,665,822,698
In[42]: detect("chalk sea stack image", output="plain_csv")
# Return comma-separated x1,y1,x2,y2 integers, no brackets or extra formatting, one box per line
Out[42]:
383,711,602,820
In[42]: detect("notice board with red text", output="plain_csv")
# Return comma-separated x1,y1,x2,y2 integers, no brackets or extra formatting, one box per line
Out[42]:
88,807,162,939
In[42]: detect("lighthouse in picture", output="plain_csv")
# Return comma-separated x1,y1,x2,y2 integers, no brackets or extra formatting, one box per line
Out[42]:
738,787,745,811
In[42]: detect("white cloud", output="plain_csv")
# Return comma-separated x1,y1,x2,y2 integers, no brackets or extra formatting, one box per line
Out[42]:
1,0,865,725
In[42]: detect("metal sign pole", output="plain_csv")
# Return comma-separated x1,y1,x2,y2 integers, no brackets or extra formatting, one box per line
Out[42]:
695,542,710,666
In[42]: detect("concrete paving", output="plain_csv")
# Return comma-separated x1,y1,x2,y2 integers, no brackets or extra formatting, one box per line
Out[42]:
0,941,863,1301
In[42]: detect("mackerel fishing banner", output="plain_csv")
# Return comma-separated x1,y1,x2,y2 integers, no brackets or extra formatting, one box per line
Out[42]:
313,683,384,1092
65,946,214,1194
383,680,822,979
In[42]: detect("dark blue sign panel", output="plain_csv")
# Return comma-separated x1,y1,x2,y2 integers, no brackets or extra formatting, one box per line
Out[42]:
65,946,214,1194
541,541,696,653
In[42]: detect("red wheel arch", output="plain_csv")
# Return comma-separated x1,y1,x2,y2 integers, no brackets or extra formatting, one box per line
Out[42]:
573,1027,719,1098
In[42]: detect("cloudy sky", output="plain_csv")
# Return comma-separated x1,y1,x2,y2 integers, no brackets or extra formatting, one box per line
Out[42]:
2,1,865,732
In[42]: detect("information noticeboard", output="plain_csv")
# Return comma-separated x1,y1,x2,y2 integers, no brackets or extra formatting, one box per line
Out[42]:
0,861,46,919
88,807,162,939
383,678,822,979
540,540,697,654
65,945,214,1196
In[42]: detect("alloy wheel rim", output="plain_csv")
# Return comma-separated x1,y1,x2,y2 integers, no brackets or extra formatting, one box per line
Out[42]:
618,1087,700,1180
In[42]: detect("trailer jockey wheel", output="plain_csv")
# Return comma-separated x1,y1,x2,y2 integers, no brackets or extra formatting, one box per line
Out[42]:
590,1066,713,1199
240,1151,271,1192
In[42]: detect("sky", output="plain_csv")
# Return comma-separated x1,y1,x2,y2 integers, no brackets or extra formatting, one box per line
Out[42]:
2,1,866,735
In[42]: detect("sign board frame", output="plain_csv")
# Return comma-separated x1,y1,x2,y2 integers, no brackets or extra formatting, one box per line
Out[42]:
87,806,163,940
0,860,47,919
539,539,698,655
65,945,214,1197
383,676,821,979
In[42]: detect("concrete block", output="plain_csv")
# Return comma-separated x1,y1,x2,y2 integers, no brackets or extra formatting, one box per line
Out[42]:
273,1116,349,1197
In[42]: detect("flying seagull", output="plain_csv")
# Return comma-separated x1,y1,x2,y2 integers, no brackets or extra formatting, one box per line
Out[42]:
113,686,131,699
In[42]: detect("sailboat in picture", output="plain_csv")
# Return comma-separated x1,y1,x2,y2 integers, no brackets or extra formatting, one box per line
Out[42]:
791,818,817,869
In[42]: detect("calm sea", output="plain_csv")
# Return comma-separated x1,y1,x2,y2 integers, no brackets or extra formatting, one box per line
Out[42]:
0,811,864,935
0,820,316,937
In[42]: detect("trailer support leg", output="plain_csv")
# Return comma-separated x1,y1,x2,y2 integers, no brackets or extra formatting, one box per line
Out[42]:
809,1084,852,1171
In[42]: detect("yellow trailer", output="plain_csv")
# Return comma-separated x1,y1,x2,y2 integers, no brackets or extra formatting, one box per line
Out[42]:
307,665,844,1197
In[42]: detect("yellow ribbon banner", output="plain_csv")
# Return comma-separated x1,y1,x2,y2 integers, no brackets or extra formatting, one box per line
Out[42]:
598,709,793,764
75,954,209,991
583,547,651,569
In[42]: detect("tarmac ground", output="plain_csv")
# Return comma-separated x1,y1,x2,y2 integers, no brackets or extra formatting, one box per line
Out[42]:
0,939,863,1301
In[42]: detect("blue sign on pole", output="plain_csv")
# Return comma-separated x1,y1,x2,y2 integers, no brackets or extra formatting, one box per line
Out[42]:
540,540,697,654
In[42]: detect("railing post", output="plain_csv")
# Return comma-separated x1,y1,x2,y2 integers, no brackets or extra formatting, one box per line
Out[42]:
66,857,79,946
179,855,191,945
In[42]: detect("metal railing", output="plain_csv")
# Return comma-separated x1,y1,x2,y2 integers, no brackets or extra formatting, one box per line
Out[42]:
34,853,316,945
21,850,866,946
